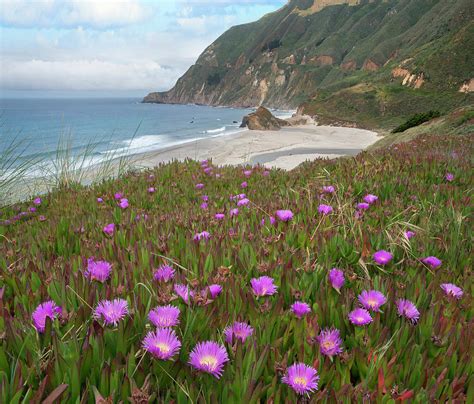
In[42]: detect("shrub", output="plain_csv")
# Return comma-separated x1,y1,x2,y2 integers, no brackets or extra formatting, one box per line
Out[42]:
392,110,441,133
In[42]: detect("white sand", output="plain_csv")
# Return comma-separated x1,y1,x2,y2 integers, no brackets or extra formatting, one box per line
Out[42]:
134,124,380,170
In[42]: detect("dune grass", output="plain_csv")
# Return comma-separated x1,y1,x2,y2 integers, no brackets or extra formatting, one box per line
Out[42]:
0,132,472,402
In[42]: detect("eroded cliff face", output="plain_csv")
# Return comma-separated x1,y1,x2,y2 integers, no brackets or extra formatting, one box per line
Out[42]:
143,0,474,109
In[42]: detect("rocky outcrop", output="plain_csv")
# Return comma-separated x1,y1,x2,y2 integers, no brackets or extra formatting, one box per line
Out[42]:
240,107,290,130
362,59,379,72
391,67,425,89
459,79,474,93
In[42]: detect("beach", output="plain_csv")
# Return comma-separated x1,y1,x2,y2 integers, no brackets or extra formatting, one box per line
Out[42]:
133,123,380,170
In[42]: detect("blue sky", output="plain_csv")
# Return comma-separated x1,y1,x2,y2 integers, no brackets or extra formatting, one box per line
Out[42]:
0,0,286,96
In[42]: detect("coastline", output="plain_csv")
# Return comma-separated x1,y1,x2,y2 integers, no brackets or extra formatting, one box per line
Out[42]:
130,123,381,171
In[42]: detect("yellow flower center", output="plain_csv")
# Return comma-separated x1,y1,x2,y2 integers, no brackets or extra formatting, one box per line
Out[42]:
322,341,335,350
356,316,364,323
294,376,308,387
155,342,170,353
200,355,218,370
367,299,377,308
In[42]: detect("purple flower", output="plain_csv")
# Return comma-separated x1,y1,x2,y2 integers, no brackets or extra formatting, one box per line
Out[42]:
243,170,252,178
200,202,208,210
118,198,129,209
97,197,104,203
223,322,254,344
195,183,204,189
317,328,343,357
318,204,333,215
29,207,37,213
193,231,211,242
421,256,442,269
32,301,61,333
230,208,239,217
291,301,311,318
93,299,128,326
201,159,208,166
363,194,378,204
241,181,247,188
103,223,115,236
328,268,344,291
404,230,415,239
114,192,123,200
276,210,293,222
250,276,277,297
263,170,270,176
148,305,180,327
357,202,370,210
142,328,181,360
85,258,112,283
358,290,386,312
202,195,209,202
174,284,194,304
396,299,420,324
204,167,212,175
208,284,222,299
148,187,155,193
153,265,175,282
237,198,250,207
322,185,335,194
39,215,46,222
373,250,393,265
440,283,463,299
445,173,454,182
188,341,229,379
261,216,276,226
348,308,373,326
282,363,319,396
33,197,42,206
214,213,225,220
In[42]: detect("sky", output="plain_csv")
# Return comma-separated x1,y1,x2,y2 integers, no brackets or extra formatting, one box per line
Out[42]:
0,0,287,97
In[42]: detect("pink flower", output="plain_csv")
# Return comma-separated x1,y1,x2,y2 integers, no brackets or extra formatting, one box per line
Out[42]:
440,283,463,299
215,213,225,220
84,258,112,283
291,301,311,318
237,198,250,207
243,170,252,178
363,194,378,204
322,185,335,194
33,197,42,206
357,202,370,210
421,256,442,269
103,223,115,236
445,173,454,182
148,187,155,193
348,308,373,326
373,250,393,265
224,322,253,344
195,183,204,189
328,268,344,291
97,197,103,203
200,202,208,210
114,192,123,200
230,208,239,217
318,204,333,215
208,284,222,299
276,210,293,222
241,181,247,188
32,301,61,333
404,230,415,239
118,198,129,209
250,276,277,297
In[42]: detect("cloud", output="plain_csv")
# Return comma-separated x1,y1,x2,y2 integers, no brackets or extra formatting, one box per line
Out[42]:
0,59,180,91
0,0,149,29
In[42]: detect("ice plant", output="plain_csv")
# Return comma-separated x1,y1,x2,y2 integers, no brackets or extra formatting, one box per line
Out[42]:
148,305,180,328
276,210,293,222
404,230,416,239
282,363,319,396
373,250,393,265
195,183,204,189
291,301,311,318
230,208,239,217
118,198,129,209
214,213,225,220
39,215,46,222
33,197,42,206
322,185,335,194
200,202,208,210
93,299,128,326
114,192,123,200
223,322,254,344
188,341,229,379
237,198,250,207
153,265,175,282
445,173,454,182
250,276,278,297
422,256,442,269
202,195,209,202
142,328,181,360
174,284,194,304
193,231,211,242
97,197,103,203
328,268,344,291
148,187,155,193
440,283,463,299
396,299,420,324
357,202,370,210
348,308,373,326
358,290,387,312
318,204,333,215
363,194,378,204
317,328,343,357
208,284,222,299
241,181,247,188
32,301,61,333
103,223,115,236
243,170,252,177
84,258,112,283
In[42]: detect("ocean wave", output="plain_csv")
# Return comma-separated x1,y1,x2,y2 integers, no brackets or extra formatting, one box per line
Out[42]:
206,126,226,134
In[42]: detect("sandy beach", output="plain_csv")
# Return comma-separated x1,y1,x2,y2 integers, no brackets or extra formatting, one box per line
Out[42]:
134,123,380,170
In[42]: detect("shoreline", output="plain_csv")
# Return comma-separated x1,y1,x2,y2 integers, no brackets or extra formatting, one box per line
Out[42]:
130,123,381,171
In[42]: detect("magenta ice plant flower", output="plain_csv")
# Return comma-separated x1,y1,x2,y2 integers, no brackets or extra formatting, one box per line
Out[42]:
396,299,420,324
202,195,209,202
250,276,278,297
188,341,229,379
97,197,103,203
32,301,61,333
317,328,343,357
153,265,175,282
357,202,370,210
328,268,344,291
214,213,225,220
291,301,311,318
85,258,112,283
148,305,180,328
348,308,373,326
33,197,42,206
223,322,254,344
103,223,115,236
174,284,194,304
195,183,204,189
114,192,123,200
282,363,319,396
358,290,386,312
445,173,454,182
119,198,129,209
363,194,378,204
200,202,208,210
276,210,293,222
142,328,181,360
230,208,239,217
404,230,415,239
237,198,250,207
421,256,442,269
193,231,211,242
148,187,155,193
94,299,128,326
322,185,335,194
440,283,463,299
373,250,393,265
208,284,222,299
39,215,46,222
243,170,252,177
318,204,333,215
241,181,247,188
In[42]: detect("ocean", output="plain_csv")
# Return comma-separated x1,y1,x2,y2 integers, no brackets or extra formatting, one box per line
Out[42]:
0,97,292,176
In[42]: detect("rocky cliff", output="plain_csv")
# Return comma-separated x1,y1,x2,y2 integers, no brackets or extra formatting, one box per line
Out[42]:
143,0,473,125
